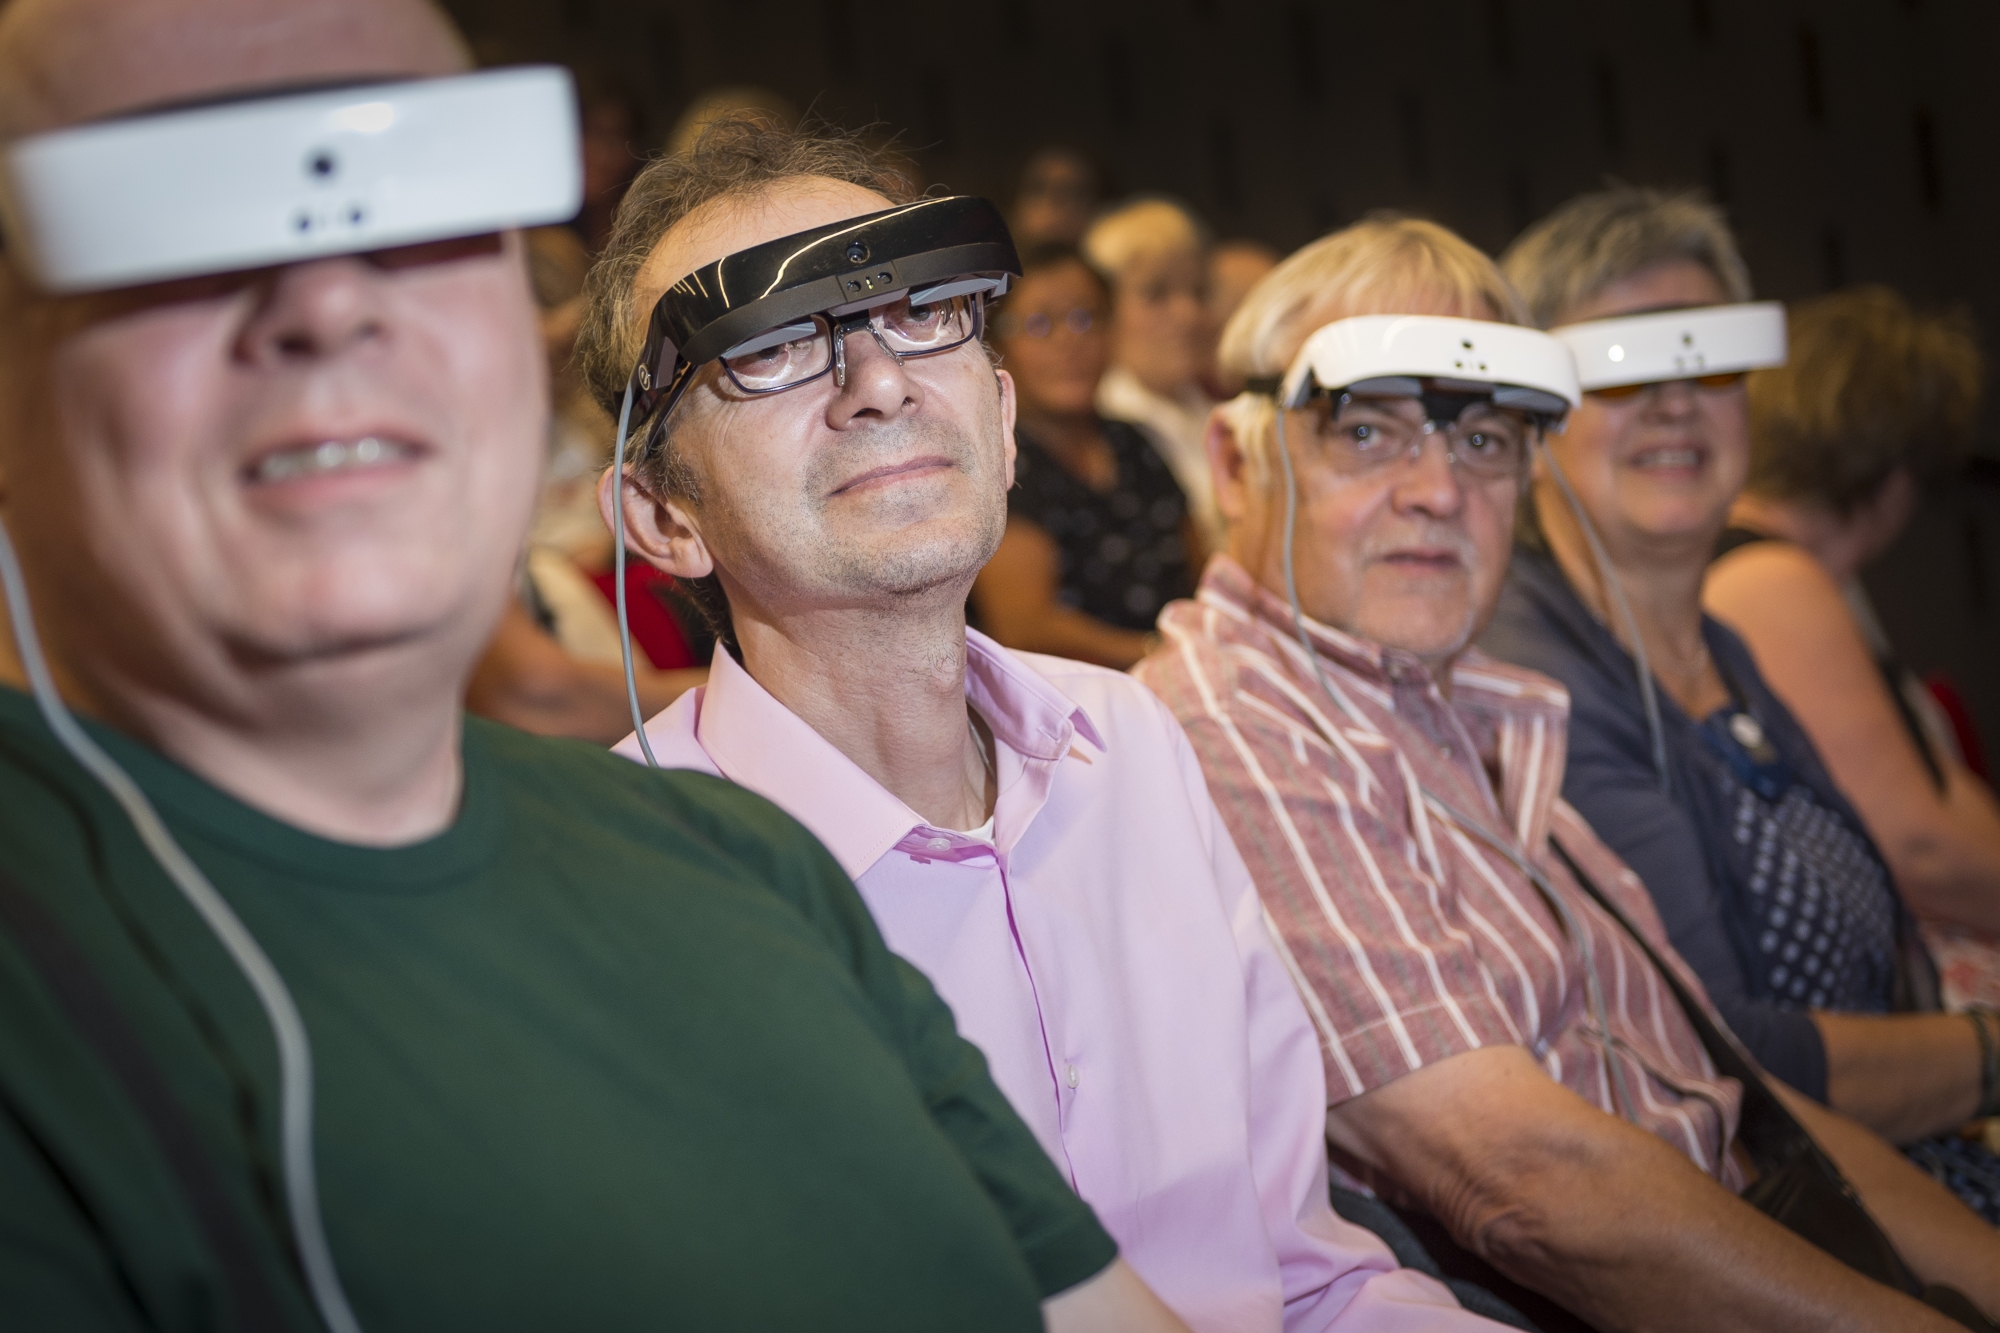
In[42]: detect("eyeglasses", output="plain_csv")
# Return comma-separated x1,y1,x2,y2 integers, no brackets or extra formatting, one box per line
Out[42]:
717,291,986,397
1587,371,1747,401
1297,393,1534,480
997,306,1098,339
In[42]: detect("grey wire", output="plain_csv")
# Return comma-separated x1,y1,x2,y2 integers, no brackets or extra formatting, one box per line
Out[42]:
1270,409,1638,1124
1537,443,1670,794
609,374,661,769
0,516,364,1333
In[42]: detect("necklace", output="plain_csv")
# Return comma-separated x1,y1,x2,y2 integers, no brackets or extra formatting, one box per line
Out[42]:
967,706,996,788
1663,634,1712,683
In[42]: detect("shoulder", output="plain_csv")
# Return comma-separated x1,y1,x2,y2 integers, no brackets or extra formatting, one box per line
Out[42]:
1448,648,1571,714
466,717,840,887
1131,598,1243,723
1704,539,1850,626
1481,551,1601,681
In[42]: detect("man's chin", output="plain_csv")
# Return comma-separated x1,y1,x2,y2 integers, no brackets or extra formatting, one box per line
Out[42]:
819,510,1003,599
1351,602,1476,672
214,582,491,672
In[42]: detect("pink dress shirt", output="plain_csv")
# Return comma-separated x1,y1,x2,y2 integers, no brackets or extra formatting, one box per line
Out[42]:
617,631,1499,1332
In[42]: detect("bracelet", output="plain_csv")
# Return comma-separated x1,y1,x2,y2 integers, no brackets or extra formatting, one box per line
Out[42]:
1971,1007,2000,1121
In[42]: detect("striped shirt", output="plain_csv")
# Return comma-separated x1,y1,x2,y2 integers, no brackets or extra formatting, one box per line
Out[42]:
1135,557,1746,1188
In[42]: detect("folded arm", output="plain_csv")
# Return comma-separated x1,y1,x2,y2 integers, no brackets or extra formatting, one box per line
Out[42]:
1326,1044,1962,1333
1777,1079,2000,1315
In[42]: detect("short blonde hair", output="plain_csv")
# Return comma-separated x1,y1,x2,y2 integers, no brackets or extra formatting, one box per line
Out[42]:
1216,214,1528,490
1082,196,1207,278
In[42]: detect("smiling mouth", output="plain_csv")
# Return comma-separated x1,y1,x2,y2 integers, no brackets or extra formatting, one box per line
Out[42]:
244,436,417,485
1629,445,1707,470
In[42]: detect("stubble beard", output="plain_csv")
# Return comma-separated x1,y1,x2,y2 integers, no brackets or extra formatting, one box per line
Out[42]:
800,407,1008,603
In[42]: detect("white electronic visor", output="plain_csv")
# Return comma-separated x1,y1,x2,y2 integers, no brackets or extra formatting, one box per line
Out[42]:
1552,301,1787,392
1270,314,1581,419
0,66,582,293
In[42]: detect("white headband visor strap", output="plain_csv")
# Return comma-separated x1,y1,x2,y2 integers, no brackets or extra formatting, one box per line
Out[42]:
1552,301,1787,391
0,66,583,294
1276,314,1582,419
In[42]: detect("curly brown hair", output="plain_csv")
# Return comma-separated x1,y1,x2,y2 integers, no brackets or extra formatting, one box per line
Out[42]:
1746,286,1982,515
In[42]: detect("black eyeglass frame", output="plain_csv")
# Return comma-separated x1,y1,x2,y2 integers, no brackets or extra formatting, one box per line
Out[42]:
616,194,1021,461
715,292,990,399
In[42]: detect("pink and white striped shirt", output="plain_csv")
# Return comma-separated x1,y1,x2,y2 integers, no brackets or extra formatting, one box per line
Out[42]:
1135,557,1746,1190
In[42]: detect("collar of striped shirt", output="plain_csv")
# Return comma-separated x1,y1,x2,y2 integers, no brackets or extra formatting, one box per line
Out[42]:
1137,554,1747,1187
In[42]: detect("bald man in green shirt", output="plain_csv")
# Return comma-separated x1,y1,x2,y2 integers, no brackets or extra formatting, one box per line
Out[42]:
0,0,1172,1328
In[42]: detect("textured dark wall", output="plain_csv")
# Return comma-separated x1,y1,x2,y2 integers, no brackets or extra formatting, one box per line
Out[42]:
447,0,2000,748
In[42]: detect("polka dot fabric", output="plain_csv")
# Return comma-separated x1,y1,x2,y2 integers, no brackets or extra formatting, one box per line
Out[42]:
1008,420,1193,632
1726,780,1898,1012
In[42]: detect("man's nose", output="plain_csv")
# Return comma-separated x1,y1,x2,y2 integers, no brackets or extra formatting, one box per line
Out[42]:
234,257,389,366
1388,432,1466,519
828,324,922,428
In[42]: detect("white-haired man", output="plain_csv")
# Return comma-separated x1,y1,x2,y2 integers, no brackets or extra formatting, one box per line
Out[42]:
586,119,1511,1333
0,1,1137,1328
1134,215,2000,1332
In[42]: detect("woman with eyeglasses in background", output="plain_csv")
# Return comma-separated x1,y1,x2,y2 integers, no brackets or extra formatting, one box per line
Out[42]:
1480,187,1999,1222
972,247,1199,669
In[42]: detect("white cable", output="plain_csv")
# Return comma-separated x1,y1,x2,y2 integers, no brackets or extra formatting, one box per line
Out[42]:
1271,411,1637,1124
609,374,661,769
0,516,363,1333
1536,443,1671,794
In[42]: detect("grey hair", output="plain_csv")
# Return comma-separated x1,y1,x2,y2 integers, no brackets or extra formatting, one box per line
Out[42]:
1499,185,1752,329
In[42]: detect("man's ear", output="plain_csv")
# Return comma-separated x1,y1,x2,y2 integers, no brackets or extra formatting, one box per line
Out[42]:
1206,408,1251,526
994,365,1019,491
598,465,713,580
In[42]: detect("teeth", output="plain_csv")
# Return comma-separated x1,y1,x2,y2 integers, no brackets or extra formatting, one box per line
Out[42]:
1633,447,1701,469
252,436,403,483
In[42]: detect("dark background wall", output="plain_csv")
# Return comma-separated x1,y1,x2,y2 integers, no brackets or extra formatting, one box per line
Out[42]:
449,0,2000,753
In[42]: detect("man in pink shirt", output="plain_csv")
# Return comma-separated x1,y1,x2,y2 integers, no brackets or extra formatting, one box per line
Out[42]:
576,120,1505,1332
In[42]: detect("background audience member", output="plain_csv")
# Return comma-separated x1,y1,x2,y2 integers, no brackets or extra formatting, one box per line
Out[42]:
1709,287,2000,1011
1203,238,1280,398
665,85,798,157
1085,197,1222,545
1009,145,1104,250
467,228,705,743
1137,213,2000,1332
1484,189,1999,1221
973,247,1195,668
572,60,646,254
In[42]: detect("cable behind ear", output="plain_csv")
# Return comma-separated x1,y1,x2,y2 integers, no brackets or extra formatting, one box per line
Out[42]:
610,371,662,769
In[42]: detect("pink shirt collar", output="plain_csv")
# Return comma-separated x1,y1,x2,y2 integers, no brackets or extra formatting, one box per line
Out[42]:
686,629,1105,879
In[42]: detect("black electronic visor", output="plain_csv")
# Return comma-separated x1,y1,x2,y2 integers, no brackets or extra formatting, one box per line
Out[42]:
617,194,1020,460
